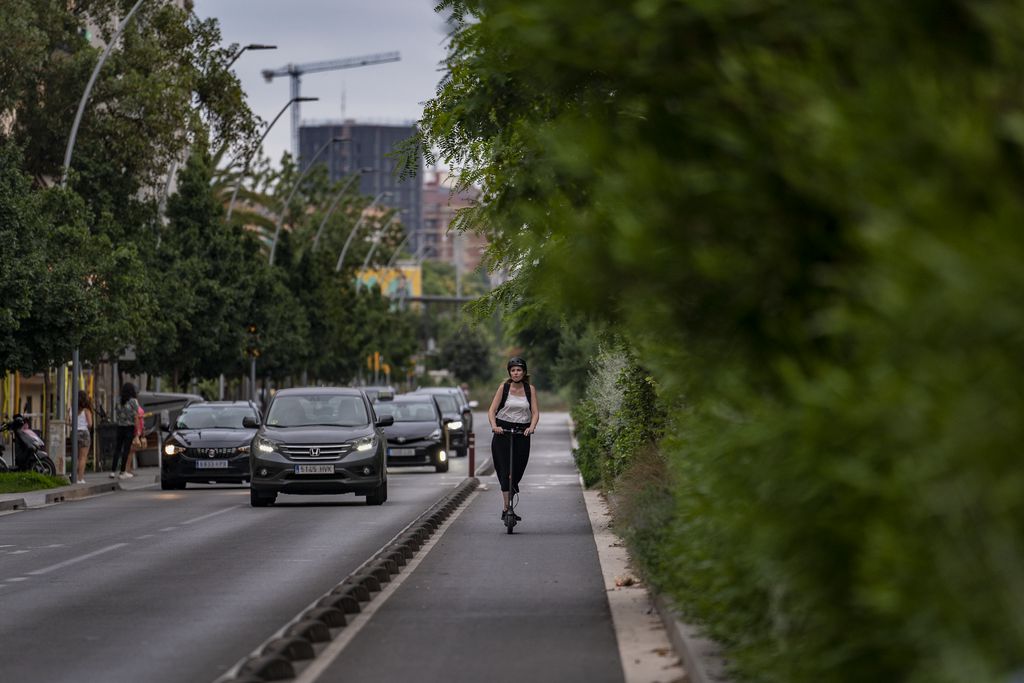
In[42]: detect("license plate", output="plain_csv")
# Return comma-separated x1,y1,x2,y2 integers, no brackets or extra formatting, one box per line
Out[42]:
295,464,334,474
388,448,416,456
196,460,228,469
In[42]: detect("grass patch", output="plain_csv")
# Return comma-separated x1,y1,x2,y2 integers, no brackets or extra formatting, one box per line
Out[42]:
0,471,70,493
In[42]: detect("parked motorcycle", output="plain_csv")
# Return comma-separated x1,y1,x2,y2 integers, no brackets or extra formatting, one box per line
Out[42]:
0,414,56,475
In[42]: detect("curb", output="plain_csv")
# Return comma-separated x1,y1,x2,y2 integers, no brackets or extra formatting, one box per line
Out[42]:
215,476,480,682
653,593,732,683
46,481,121,504
0,497,27,511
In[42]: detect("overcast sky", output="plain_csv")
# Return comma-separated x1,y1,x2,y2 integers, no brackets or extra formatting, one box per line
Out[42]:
194,0,451,166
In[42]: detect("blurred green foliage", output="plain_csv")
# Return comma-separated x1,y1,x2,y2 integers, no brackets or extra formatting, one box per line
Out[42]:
419,0,1024,681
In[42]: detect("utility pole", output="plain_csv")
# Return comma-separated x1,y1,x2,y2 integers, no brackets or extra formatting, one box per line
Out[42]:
261,52,400,160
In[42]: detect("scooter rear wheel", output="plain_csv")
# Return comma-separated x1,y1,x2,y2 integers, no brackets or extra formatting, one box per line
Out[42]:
31,456,56,476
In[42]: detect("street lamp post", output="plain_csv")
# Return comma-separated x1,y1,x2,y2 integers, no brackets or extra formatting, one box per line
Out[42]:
268,136,347,265
335,192,389,273
312,168,373,250
63,0,148,481
225,95,319,222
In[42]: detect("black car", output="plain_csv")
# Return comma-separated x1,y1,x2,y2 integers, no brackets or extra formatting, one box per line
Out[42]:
247,387,393,507
416,390,468,458
362,385,396,402
160,401,260,490
373,395,450,473
416,386,477,435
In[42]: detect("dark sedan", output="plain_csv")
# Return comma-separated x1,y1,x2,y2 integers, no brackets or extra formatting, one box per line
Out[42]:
160,401,260,490
373,395,450,473
247,387,393,507
416,390,468,458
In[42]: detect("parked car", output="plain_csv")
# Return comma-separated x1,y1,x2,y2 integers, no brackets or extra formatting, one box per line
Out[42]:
246,387,393,507
373,395,450,473
159,401,259,490
415,389,469,457
415,387,477,433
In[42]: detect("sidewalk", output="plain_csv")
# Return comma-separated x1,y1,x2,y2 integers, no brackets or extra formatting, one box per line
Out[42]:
0,466,159,510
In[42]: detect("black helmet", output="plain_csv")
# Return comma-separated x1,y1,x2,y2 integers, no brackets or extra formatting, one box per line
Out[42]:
507,357,527,374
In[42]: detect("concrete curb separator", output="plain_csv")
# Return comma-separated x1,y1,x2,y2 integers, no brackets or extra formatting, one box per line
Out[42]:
214,475,480,683
653,594,732,683
0,497,27,511
45,481,120,504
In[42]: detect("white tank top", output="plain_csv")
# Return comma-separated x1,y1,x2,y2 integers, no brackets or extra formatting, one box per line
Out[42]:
496,392,531,424
77,410,89,431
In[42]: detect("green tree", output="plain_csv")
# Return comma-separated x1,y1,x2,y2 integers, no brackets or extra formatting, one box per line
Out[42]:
439,325,491,383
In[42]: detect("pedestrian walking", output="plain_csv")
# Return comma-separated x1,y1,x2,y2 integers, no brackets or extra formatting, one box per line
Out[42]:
124,402,145,476
487,357,540,521
110,383,141,480
74,390,93,484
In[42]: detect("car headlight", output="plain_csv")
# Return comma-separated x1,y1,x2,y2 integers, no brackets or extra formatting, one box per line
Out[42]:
430,428,442,440
352,436,376,452
447,420,463,431
255,436,279,454
164,443,184,456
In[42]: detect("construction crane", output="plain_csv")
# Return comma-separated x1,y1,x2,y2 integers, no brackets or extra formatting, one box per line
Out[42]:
262,51,401,160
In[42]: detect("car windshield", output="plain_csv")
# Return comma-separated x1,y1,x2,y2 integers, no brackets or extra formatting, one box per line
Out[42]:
433,394,458,413
176,406,255,430
374,401,437,423
266,395,368,427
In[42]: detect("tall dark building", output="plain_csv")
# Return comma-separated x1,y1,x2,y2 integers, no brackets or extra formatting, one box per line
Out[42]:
299,121,423,253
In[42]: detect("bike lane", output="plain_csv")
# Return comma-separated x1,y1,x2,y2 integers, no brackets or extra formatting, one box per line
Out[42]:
309,412,625,683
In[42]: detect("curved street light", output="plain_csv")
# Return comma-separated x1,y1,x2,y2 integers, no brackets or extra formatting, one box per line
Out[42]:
268,136,347,265
62,0,148,482
357,212,401,287
226,43,276,69
312,168,374,250
225,95,318,222
335,192,389,273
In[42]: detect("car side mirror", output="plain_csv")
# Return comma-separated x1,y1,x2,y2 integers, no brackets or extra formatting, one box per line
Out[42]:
242,416,260,429
375,415,394,428
468,400,479,409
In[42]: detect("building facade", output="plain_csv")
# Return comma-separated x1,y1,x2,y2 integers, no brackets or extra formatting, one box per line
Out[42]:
299,120,423,254
421,169,488,274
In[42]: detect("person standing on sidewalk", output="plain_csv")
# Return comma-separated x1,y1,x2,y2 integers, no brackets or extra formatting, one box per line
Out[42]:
110,383,141,480
487,357,540,521
74,391,94,484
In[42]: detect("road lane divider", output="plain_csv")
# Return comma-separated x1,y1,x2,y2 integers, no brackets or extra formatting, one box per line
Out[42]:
214,476,479,683
27,543,127,576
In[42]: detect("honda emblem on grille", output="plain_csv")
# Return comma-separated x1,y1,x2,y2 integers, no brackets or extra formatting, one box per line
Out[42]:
309,447,321,457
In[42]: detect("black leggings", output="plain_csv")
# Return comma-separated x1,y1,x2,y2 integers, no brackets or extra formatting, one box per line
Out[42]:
491,419,531,493
111,425,135,473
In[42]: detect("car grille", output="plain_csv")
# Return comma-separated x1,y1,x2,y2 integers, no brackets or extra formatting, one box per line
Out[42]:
280,443,353,462
186,447,239,458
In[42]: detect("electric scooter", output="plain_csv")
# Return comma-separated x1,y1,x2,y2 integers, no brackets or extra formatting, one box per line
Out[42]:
503,426,525,534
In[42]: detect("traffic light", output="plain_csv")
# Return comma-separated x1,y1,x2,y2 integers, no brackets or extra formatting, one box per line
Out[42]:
245,324,261,358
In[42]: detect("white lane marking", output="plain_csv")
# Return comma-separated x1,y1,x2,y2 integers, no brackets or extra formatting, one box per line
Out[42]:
9,550,29,555
6,577,28,582
181,505,240,526
159,527,178,532
27,543,128,576
0,544,14,548
293,490,479,683
135,534,154,540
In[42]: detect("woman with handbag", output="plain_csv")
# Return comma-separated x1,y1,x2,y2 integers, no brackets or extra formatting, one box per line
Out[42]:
110,382,142,480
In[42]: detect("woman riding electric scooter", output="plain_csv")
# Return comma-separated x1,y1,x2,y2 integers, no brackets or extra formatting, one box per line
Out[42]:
487,357,540,527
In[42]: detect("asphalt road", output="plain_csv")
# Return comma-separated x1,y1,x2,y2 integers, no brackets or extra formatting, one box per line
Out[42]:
0,448,474,682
